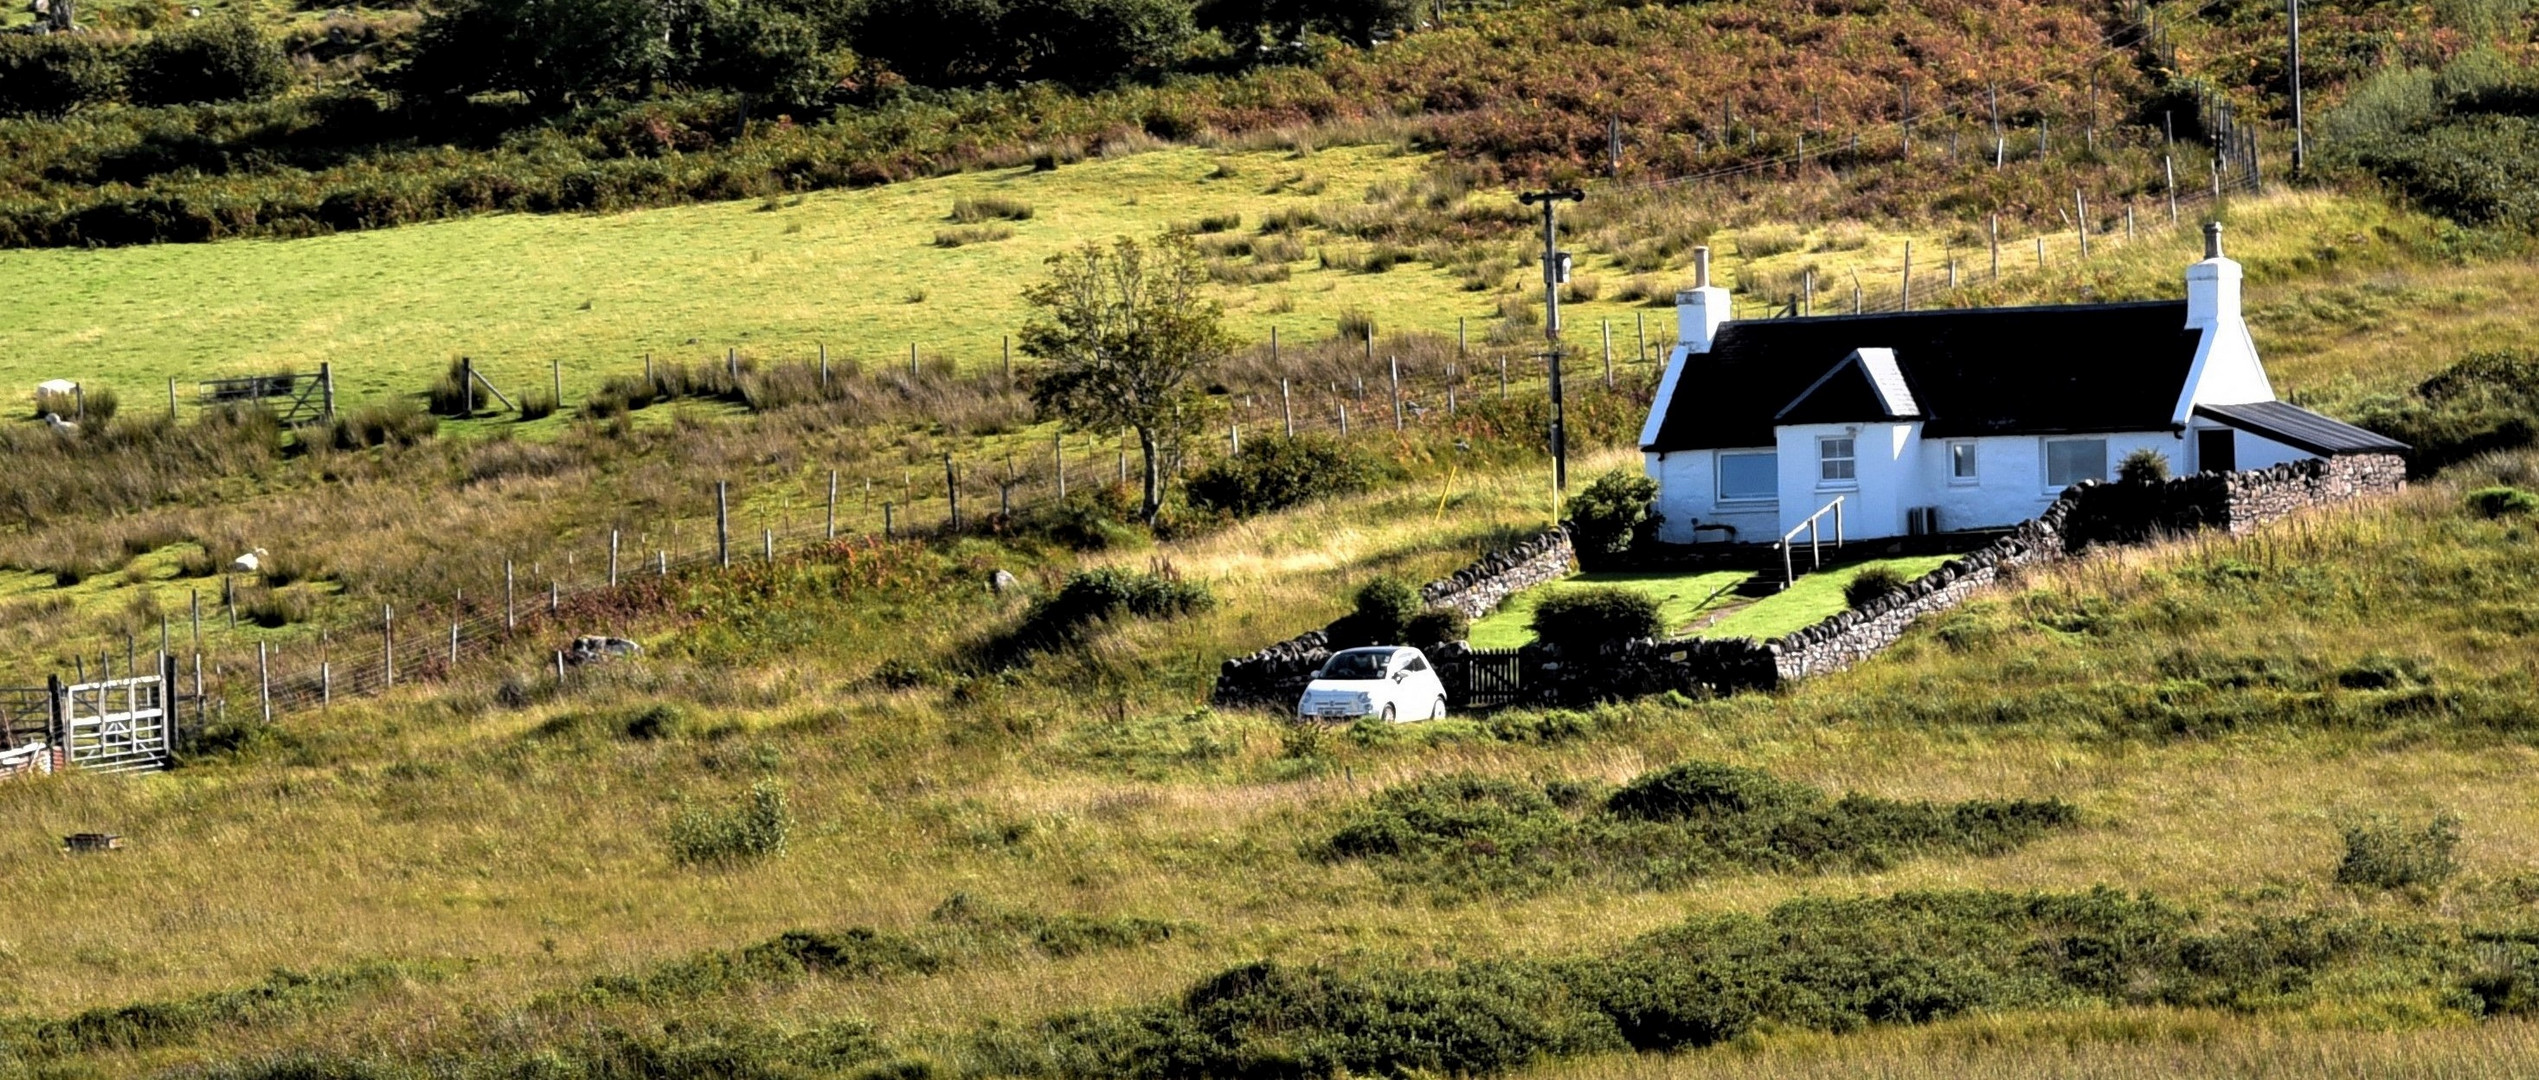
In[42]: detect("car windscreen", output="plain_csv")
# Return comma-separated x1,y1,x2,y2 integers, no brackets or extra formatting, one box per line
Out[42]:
1320,650,1391,680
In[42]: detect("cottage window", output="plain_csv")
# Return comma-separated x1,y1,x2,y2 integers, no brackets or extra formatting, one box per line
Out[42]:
1818,437,1856,484
1717,451,1777,502
1949,441,1978,483
2044,438,2108,488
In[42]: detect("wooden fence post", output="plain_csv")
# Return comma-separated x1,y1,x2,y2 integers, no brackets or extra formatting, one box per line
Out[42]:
168,377,178,419
258,642,270,723
551,358,562,407
549,580,559,615
1054,435,1066,499
825,471,838,539
449,622,459,665
1498,357,1508,400
190,588,200,649
382,605,394,689
505,560,516,630
609,530,621,586
884,503,895,540
717,481,731,568
945,454,961,531
321,661,330,708
819,343,829,389
1281,379,1293,438
1901,240,1914,309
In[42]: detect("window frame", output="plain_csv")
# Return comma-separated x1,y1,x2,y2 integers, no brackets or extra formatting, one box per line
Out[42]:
1716,450,1779,504
1817,435,1858,489
2043,437,2109,490
1948,440,1979,485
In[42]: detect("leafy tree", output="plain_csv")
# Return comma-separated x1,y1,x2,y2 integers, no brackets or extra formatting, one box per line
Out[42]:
691,0,836,109
128,14,292,106
402,0,674,107
0,35,122,118
1185,434,1372,517
1020,236,1234,524
1564,467,1662,568
1006,0,1197,88
846,0,1015,86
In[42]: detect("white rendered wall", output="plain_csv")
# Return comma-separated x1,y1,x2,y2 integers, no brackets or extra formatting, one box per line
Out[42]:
1646,448,1780,543
1774,422,1914,539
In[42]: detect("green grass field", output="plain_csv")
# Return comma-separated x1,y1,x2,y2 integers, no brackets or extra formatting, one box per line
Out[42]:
0,143,1695,413
1467,569,1753,648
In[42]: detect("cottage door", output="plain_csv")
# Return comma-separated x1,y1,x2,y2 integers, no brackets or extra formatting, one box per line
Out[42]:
2197,429,2236,474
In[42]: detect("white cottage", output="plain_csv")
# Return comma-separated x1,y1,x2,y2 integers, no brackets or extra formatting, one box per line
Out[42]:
1637,224,2405,542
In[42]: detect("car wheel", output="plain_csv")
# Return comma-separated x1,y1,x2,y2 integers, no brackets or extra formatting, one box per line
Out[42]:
1430,697,1447,720
1381,703,1397,723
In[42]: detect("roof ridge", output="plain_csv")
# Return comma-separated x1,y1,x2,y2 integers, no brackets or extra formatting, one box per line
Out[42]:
1721,298,2185,326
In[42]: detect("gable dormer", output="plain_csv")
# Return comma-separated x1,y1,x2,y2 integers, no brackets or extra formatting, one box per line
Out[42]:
1775,348,1920,425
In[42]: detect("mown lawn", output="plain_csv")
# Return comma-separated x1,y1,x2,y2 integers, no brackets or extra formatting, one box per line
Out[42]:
1468,569,1753,648
1694,554,1955,641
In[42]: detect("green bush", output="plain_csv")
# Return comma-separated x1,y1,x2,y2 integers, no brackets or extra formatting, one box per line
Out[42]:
1530,586,1663,652
128,15,293,106
1325,763,2079,899
997,565,1214,658
2466,485,2539,518
1329,576,1420,647
0,35,122,119
669,779,794,864
2117,447,2172,485
2357,350,2539,475
1403,607,1469,646
1844,565,1908,608
1184,435,1374,517
2335,813,2462,891
427,358,491,417
622,704,685,740
1564,467,1662,567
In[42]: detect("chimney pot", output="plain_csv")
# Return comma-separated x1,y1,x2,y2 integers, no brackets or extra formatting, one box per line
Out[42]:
1693,246,1711,288
2203,221,2223,260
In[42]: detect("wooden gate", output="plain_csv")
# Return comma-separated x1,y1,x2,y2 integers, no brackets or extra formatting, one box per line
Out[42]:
49,662,178,774
201,365,333,426
1462,648,1525,709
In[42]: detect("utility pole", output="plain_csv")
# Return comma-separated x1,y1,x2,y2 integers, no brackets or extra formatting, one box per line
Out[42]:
1519,187,1584,495
2288,0,2306,174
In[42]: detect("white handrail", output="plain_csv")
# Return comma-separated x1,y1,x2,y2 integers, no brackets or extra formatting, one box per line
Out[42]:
1776,495,1847,587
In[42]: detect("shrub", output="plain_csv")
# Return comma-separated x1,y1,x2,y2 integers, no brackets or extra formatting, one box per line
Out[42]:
1564,467,1662,567
997,566,1214,658
318,400,438,450
1330,576,1420,648
518,388,560,422
128,14,293,106
1403,607,1468,646
1335,309,1374,341
2335,813,2462,891
935,224,1015,247
951,195,1036,222
2117,447,2172,485
670,780,794,864
1844,565,1908,608
1607,761,1817,822
0,36,122,119
242,589,312,629
2466,485,2539,518
622,704,685,740
427,358,490,416
1184,435,1374,517
1530,586,1662,652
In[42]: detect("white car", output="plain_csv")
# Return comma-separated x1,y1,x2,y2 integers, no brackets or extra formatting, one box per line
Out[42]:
1297,646,1448,723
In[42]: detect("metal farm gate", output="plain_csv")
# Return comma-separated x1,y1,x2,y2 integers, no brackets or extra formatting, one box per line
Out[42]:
47,660,180,774
1462,648,1525,710
200,364,334,426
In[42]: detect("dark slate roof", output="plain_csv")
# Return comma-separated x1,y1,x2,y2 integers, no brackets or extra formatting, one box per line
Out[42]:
2194,401,2410,456
1644,301,2206,452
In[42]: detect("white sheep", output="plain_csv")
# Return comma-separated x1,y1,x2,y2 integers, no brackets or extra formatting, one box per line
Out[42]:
230,548,268,574
42,413,77,437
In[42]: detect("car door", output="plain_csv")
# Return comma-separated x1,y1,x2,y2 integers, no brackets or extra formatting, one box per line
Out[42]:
1399,650,1443,717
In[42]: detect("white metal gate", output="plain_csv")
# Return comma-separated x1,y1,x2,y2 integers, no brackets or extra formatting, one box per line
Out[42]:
52,671,174,774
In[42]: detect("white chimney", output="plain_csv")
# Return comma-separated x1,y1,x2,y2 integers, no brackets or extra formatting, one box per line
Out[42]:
2184,222,2240,328
1676,246,1731,353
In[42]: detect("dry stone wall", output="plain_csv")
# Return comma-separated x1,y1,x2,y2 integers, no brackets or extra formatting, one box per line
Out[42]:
1212,527,1576,708
1757,454,2404,684
1213,455,2403,709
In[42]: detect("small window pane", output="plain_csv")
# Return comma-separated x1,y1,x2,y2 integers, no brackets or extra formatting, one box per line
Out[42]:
1719,452,1777,501
1819,437,1855,482
2045,439,2107,487
1950,442,1978,479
